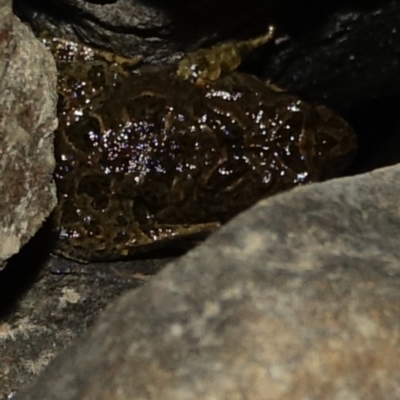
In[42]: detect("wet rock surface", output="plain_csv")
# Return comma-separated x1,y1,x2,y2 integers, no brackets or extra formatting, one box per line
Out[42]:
0,1,57,269
13,164,400,400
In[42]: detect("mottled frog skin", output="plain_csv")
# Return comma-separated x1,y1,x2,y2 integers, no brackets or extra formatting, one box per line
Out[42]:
42,33,357,262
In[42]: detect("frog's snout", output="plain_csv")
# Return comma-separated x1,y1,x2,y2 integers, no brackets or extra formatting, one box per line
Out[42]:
310,105,357,179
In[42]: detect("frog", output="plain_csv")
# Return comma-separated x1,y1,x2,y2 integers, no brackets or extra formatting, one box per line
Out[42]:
40,27,357,263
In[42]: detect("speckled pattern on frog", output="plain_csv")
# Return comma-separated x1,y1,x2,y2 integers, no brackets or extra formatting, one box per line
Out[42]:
41,35,357,262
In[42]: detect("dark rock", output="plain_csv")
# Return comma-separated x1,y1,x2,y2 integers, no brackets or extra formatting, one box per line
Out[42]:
13,0,280,63
14,163,400,400
263,0,400,112
0,251,169,399
0,3,57,269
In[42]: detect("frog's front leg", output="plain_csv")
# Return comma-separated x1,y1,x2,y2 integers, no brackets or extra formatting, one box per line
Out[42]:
53,219,220,263
176,25,275,84
39,34,143,68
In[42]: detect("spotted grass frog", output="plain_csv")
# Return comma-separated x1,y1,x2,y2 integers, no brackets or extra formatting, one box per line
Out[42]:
41,28,357,262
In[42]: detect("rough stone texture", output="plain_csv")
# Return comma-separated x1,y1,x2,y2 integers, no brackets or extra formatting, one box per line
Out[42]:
264,0,400,112
0,248,170,399
0,8,58,268
0,0,12,80
14,163,400,400
13,0,285,63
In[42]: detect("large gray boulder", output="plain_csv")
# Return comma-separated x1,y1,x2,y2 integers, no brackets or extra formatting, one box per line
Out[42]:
15,163,400,400
0,1,58,269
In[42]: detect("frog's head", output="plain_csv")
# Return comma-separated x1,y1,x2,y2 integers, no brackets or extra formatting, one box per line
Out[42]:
300,104,357,180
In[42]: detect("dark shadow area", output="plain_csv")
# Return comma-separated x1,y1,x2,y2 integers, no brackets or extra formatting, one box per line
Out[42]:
45,244,187,276
343,95,400,175
0,223,54,319
13,0,385,46
140,0,385,45
0,217,194,317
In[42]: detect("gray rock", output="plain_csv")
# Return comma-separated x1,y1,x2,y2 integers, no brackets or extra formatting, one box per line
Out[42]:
0,0,12,79
15,163,400,399
0,6,58,268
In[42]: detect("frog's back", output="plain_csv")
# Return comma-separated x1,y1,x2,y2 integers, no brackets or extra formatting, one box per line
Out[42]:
52,68,356,262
